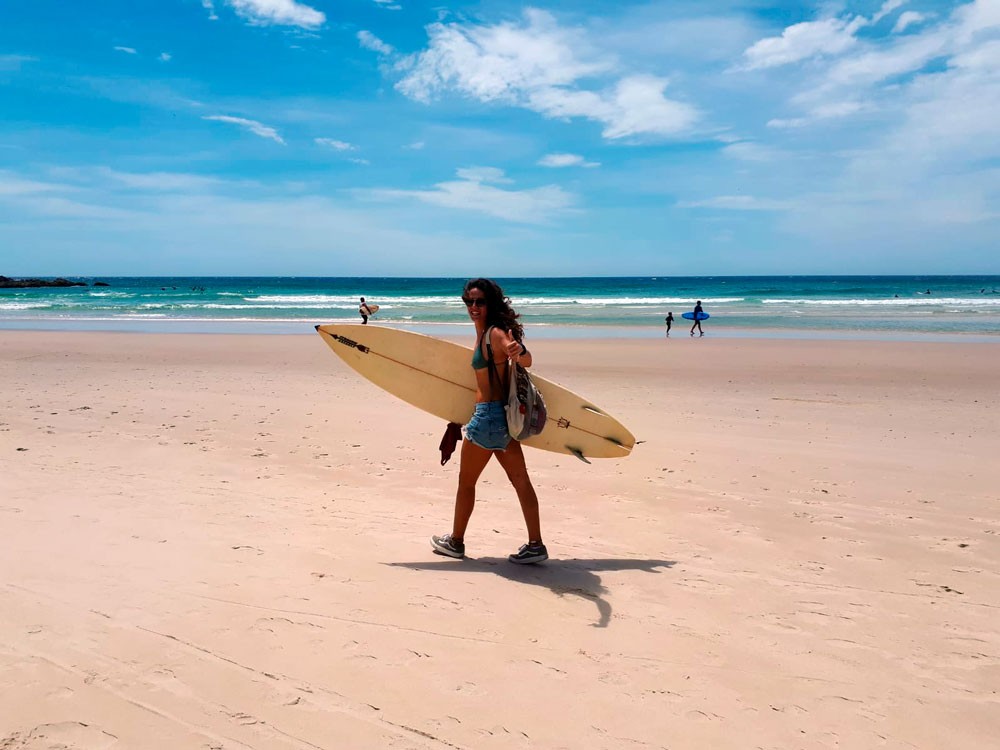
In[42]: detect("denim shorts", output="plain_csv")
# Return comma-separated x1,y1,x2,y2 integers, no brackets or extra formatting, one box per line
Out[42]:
464,401,511,451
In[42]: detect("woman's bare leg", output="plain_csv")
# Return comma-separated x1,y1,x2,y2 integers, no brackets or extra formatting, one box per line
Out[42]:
452,438,493,540
495,441,541,541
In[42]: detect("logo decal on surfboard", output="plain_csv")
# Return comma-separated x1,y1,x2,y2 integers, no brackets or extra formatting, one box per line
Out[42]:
331,334,370,353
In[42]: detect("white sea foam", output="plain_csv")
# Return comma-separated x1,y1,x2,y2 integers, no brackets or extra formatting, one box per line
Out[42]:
190,303,364,310
107,315,360,323
248,294,460,305
762,298,1000,306
246,294,746,306
0,302,52,310
546,297,745,306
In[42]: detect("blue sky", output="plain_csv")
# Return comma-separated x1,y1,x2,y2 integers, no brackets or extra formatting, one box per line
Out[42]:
1,0,997,276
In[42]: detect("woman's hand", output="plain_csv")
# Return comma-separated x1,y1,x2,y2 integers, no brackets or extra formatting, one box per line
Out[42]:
504,338,522,362
493,328,530,366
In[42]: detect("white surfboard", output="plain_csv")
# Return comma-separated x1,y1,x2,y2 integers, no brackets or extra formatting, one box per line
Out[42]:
315,324,634,461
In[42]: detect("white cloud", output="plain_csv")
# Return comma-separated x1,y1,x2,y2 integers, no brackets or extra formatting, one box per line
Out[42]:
752,0,1000,132
2,195,135,220
872,0,908,25
603,75,697,139
679,195,793,211
768,99,866,128
740,17,863,70
315,138,356,151
159,52,172,62
820,31,948,92
803,1,998,100
766,116,809,129
363,167,573,223
0,55,37,71
952,37,1000,69
391,9,697,140
372,0,402,9
398,9,612,102
455,166,512,183
0,171,135,219
202,0,219,21
598,12,762,65
203,115,285,144
876,45,1000,164
3,166,233,197
0,171,73,196
357,30,394,56
721,142,779,161
893,11,928,33
739,0,907,70
955,0,1000,41
812,101,866,118
741,2,1000,243
404,141,425,150
114,46,137,55
537,153,600,168
0,165,535,275
225,0,325,29
94,169,225,192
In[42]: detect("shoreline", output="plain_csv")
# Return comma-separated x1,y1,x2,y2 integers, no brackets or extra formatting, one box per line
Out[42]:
1,318,998,343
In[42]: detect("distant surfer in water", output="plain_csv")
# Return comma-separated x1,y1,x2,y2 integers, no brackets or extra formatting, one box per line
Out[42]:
359,297,372,324
690,300,705,337
431,278,548,564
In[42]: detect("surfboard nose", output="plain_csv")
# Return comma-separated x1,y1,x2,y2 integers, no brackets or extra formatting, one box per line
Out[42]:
314,324,321,331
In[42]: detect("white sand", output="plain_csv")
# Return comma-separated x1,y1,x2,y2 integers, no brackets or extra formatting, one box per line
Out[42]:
1,331,998,749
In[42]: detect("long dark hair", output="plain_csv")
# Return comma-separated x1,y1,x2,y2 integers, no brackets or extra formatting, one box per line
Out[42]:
464,278,523,342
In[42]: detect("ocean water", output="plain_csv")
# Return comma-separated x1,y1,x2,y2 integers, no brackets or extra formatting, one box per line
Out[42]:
1,276,999,339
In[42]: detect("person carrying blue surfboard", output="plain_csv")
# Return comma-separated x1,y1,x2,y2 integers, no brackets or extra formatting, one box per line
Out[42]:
690,300,705,337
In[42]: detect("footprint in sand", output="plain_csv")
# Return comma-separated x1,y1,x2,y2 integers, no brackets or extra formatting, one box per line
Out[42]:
3,721,118,749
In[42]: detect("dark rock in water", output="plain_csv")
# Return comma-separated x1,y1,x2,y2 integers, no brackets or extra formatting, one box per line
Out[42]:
6,276,88,288
93,281,110,286
0,276,88,288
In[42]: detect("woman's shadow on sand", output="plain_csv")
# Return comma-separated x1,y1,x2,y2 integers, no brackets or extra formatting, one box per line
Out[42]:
388,557,675,628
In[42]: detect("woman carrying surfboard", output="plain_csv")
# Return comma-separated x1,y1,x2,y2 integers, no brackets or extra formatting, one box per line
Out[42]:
431,279,548,565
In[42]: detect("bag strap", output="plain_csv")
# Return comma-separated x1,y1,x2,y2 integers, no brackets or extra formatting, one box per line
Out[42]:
483,326,509,393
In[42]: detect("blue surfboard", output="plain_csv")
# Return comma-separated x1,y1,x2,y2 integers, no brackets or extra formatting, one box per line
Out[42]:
682,312,710,321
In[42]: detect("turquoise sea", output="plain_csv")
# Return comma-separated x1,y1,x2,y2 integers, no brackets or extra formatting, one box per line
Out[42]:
2,276,999,340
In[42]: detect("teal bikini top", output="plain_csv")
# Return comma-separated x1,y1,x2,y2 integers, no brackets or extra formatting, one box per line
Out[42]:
473,327,526,370
472,331,489,369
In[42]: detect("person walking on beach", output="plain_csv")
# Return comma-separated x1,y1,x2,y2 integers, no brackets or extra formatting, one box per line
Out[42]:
359,297,373,325
665,312,674,337
431,278,547,565
690,300,705,337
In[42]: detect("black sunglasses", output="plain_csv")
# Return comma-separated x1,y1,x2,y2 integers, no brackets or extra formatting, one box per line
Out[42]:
462,297,487,308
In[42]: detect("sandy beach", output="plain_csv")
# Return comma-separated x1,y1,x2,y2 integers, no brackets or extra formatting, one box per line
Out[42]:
1,330,998,749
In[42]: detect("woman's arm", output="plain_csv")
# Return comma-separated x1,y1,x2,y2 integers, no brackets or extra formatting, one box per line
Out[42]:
491,328,532,368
